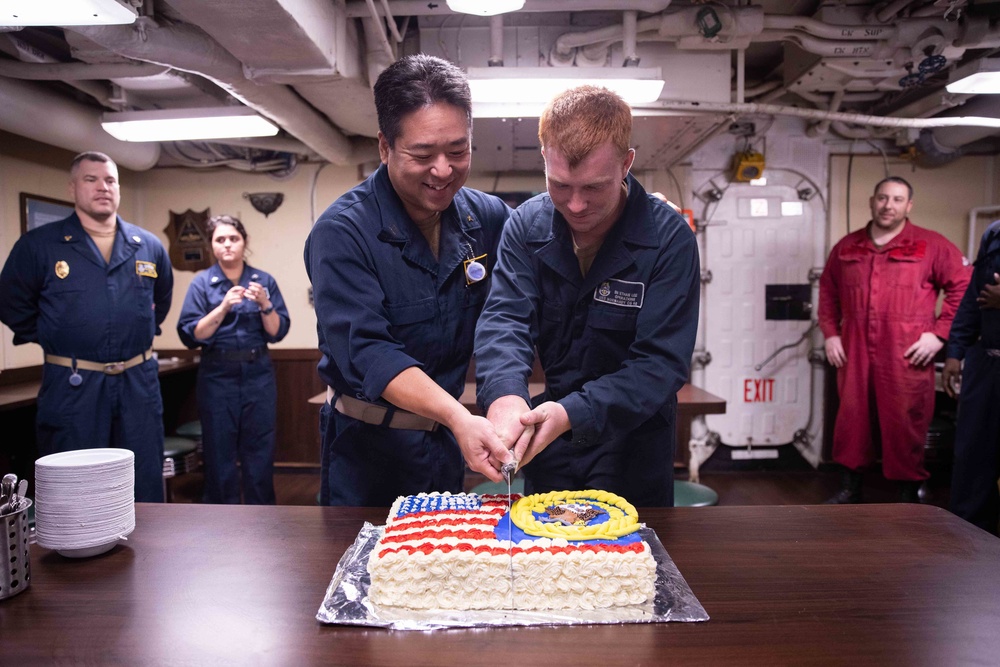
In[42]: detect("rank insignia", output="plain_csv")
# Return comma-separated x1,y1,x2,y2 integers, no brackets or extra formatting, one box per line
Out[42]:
136,260,158,278
55,261,70,279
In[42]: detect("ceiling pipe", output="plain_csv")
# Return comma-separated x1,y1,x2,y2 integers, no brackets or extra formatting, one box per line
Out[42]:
344,0,674,18
360,14,395,92
623,11,639,66
913,95,1000,161
0,76,160,171
552,16,662,60
0,60,170,80
830,121,882,139
69,21,361,165
640,100,1000,129
796,89,885,104
363,0,396,61
807,89,844,137
763,15,898,40
872,0,921,23
378,0,404,44
744,79,782,99
489,15,504,66
208,136,319,157
0,33,117,108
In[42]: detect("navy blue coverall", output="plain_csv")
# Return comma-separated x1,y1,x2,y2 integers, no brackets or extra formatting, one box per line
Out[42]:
0,214,173,502
304,164,508,507
475,175,701,507
177,263,290,504
947,219,1000,535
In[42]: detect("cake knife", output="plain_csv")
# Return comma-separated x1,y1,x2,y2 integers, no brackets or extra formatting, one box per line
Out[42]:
501,460,518,607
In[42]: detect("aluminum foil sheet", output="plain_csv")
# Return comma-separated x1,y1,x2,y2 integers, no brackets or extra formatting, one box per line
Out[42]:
316,523,709,630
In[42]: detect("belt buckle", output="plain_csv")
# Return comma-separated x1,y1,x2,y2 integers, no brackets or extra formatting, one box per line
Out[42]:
103,361,126,375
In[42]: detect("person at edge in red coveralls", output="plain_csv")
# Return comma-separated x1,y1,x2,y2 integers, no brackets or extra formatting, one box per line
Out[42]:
818,176,971,504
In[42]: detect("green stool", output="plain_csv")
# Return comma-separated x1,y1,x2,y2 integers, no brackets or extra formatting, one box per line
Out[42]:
674,480,719,507
162,436,200,502
175,420,202,440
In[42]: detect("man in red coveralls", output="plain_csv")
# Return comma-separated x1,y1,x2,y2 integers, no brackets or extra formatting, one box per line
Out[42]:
819,177,970,503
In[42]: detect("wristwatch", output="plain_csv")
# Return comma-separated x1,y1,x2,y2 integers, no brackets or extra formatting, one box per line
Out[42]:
260,304,275,315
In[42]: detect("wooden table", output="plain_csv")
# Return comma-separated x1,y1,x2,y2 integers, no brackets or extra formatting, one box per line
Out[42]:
676,383,727,468
2,503,997,665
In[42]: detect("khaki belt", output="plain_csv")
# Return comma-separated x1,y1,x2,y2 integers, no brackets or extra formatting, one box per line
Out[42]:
45,348,153,375
330,389,439,432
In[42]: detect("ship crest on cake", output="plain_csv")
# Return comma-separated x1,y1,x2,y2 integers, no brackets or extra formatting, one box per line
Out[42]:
541,502,603,526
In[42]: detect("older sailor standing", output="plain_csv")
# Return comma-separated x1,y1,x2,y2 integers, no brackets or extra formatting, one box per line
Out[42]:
0,151,173,502
304,54,514,507
177,215,290,504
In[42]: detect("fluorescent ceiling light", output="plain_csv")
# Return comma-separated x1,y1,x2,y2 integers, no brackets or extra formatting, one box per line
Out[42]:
447,0,524,16
101,107,280,142
946,59,1000,94
467,67,665,111
2,0,137,26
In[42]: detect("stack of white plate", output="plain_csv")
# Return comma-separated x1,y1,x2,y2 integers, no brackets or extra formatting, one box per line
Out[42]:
35,449,136,558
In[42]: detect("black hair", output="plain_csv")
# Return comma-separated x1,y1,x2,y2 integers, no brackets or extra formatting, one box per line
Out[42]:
373,54,472,148
207,215,248,243
873,176,913,200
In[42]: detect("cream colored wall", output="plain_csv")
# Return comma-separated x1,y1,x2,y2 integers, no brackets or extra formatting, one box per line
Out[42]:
133,163,365,350
828,154,997,256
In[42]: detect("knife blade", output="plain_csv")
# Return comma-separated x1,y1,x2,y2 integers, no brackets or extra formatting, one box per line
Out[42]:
501,460,518,608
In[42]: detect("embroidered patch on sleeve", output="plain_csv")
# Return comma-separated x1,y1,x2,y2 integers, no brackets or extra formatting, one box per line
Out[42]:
136,260,158,278
593,279,645,308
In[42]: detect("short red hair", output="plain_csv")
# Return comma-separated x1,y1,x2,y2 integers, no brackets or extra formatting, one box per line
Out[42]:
538,85,632,168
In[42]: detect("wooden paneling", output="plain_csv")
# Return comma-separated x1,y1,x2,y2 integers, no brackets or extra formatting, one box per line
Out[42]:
158,348,325,465
270,348,325,465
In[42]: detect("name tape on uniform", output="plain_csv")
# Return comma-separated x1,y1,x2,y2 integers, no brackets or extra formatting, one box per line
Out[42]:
593,279,645,308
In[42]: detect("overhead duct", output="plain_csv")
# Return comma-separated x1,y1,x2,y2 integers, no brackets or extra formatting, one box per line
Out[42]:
912,95,1000,167
345,0,674,17
0,76,161,171
0,59,169,80
69,21,364,165
163,0,379,139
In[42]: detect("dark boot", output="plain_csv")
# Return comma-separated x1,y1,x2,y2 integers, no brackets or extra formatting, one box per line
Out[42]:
898,481,922,504
825,469,863,504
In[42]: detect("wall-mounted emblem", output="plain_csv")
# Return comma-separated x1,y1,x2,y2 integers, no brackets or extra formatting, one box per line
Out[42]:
164,208,212,272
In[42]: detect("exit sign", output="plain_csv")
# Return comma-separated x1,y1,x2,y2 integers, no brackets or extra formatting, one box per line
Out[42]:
743,378,775,403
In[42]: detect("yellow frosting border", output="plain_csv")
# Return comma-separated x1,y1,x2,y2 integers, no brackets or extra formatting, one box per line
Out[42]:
510,489,641,540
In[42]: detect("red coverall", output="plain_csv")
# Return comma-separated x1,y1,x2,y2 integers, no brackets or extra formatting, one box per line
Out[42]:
818,221,970,481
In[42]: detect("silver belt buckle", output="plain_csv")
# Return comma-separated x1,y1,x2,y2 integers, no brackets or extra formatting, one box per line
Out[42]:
103,361,126,375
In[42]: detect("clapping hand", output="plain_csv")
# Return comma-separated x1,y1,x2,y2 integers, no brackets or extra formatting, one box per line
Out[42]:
221,285,245,312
